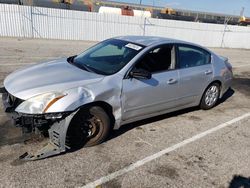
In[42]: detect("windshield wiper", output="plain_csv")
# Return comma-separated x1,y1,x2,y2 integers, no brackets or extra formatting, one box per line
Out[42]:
67,55,88,71
80,63,94,73
67,55,94,73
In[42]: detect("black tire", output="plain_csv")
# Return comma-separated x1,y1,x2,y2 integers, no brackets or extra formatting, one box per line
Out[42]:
67,106,111,149
200,83,220,110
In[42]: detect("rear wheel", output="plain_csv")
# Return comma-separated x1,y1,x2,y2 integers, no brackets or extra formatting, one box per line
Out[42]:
67,106,111,149
200,83,220,110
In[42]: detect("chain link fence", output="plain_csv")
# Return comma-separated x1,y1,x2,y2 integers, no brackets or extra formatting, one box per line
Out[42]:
0,3,250,48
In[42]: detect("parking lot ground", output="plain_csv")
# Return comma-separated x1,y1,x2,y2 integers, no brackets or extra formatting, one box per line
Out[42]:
0,37,250,188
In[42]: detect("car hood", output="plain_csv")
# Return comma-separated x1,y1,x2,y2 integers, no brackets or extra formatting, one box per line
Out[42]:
4,58,104,100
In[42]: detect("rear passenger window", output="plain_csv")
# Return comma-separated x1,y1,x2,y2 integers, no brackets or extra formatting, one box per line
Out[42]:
177,46,211,68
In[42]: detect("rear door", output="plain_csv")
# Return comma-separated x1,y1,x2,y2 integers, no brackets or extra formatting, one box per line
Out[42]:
176,44,213,105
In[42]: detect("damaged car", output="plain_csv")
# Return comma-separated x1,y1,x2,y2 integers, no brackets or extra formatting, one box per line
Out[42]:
0,36,233,160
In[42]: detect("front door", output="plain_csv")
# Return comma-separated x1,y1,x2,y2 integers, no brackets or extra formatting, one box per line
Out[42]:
121,44,179,120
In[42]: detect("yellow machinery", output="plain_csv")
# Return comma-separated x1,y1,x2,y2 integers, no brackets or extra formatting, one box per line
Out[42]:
52,0,93,11
239,16,250,26
160,8,176,15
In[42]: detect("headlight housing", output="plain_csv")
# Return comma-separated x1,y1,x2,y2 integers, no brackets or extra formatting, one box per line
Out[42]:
15,92,66,114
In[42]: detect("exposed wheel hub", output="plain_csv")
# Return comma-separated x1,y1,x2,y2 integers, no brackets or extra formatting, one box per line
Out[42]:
81,115,102,138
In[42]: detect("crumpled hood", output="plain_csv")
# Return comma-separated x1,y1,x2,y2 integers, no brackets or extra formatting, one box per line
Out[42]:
4,58,104,100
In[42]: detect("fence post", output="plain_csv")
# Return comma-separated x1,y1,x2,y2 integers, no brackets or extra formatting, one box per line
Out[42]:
221,17,232,48
143,17,146,36
30,5,34,38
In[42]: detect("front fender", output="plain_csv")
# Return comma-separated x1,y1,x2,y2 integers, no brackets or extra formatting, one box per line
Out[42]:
45,87,94,113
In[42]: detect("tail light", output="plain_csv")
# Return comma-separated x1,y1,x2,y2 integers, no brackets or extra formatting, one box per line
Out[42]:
225,60,233,73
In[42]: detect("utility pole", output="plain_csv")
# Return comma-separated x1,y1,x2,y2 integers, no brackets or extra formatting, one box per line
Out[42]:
221,16,232,48
240,7,245,17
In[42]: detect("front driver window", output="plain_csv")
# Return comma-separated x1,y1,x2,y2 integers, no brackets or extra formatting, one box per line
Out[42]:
135,45,175,73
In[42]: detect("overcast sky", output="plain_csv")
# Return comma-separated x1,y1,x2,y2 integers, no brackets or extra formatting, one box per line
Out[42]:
112,0,250,16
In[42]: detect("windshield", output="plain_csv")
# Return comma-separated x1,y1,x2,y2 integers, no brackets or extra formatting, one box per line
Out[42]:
72,39,144,75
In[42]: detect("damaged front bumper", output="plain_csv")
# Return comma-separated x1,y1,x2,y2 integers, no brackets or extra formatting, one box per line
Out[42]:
16,112,76,161
1,87,77,160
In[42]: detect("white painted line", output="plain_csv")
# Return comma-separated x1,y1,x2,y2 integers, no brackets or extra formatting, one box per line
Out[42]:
0,63,34,66
0,56,56,59
80,112,250,188
135,136,153,147
234,64,250,68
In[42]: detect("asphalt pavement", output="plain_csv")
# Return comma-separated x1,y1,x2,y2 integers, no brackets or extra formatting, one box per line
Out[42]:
0,37,250,188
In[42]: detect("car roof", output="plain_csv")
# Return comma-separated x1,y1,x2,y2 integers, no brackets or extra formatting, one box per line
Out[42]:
114,36,212,53
115,35,186,47
114,36,213,54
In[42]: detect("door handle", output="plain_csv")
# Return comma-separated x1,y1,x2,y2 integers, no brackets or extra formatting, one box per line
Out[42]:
167,78,177,84
205,70,213,75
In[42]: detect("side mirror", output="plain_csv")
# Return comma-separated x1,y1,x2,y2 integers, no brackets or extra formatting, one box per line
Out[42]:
130,68,152,79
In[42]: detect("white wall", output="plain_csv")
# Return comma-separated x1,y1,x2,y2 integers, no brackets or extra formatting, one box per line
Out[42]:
0,4,250,49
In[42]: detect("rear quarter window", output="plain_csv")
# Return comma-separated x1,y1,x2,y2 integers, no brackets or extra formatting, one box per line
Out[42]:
177,45,211,69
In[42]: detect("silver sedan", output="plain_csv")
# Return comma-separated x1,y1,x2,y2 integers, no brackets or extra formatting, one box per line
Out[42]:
0,36,233,160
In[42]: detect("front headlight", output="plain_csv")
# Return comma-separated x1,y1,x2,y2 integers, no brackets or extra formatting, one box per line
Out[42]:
15,92,66,114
